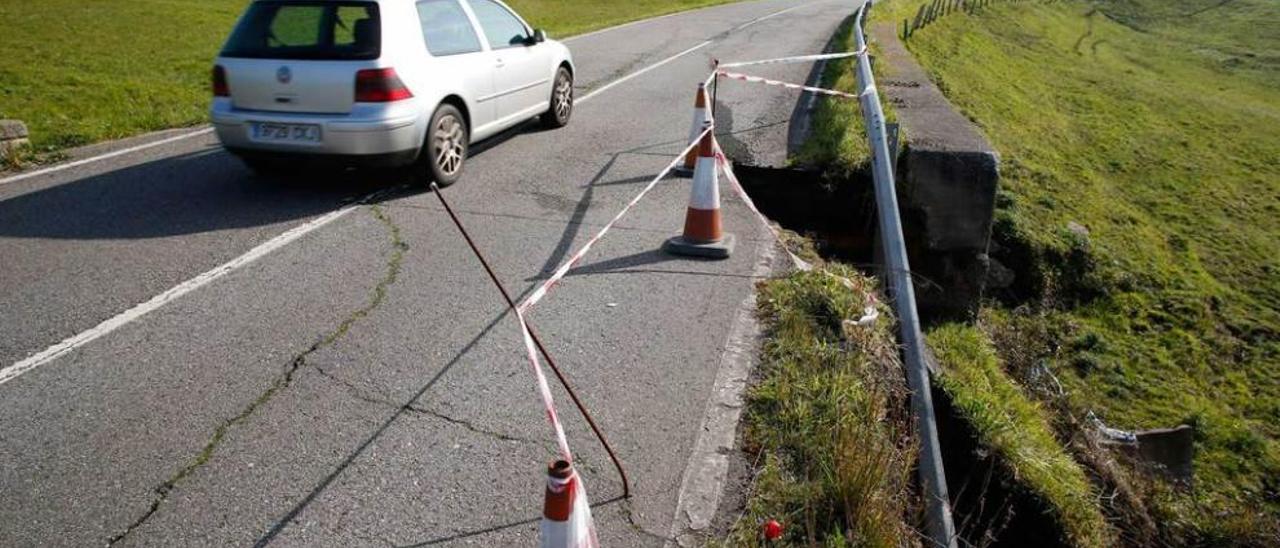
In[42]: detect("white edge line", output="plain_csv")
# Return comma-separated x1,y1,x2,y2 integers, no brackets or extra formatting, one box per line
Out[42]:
578,40,714,105
732,2,810,31
0,0,815,386
0,127,215,187
664,228,776,546
0,203,358,387
561,0,799,43
0,1,809,188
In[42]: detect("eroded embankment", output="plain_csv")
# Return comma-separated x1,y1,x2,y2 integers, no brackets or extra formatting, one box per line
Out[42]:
728,161,1090,547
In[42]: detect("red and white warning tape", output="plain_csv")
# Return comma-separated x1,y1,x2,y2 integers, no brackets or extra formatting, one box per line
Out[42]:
516,126,715,460
516,44,887,460
716,70,865,100
713,142,880,326
718,47,866,69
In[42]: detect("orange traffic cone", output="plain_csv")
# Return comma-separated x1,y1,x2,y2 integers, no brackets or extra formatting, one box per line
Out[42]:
663,121,735,259
540,460,599,548
674,83,711,177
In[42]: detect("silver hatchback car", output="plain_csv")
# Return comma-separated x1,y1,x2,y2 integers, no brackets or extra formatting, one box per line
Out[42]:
211,0,575,185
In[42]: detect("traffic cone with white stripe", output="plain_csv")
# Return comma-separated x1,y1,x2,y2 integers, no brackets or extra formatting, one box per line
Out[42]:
540,460,599,548
673,83,711,178
663,121,735,259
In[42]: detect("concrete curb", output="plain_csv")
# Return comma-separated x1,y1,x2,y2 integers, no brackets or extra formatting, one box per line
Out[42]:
0,120,30,160
665,229,778,547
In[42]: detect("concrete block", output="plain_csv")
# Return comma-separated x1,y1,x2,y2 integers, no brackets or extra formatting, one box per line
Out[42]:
0,120,30,160
871,23,1001,320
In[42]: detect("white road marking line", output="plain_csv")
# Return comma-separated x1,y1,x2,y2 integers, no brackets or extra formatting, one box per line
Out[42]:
733,2,810,31
575,1,815,105
0,0,819,387
578,40,714,105
563,0,802,43
0,203,360,388
0,128,215,187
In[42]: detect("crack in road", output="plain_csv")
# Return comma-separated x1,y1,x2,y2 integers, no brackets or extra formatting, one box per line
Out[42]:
105,205,406,546
404,404,547,447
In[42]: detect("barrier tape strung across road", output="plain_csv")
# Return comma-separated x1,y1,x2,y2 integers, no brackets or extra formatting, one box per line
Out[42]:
711,141,880,327
715,70,864,99
718,48,866,69
515,125,715,461
519,126,714,315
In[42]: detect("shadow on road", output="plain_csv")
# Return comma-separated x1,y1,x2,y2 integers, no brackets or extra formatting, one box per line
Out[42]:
0,120,556,241
0,146,399,240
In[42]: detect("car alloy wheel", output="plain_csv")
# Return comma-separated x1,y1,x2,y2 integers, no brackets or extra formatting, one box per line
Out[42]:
554,73,572,122
433,114,465,177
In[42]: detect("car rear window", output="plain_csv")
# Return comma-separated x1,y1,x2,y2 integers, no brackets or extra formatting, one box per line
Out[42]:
222,2,381,60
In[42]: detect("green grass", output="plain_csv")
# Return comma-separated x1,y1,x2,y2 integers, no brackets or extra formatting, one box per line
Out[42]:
929,323,1115,548
718,266,915,546
875,0,1280,541
792,14,899,177
0,0,739,159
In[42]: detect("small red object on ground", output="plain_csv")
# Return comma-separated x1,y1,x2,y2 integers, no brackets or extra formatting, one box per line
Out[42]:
762,519,783,541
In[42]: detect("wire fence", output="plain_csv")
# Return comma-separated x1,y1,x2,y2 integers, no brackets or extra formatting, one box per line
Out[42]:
903,0,1058,39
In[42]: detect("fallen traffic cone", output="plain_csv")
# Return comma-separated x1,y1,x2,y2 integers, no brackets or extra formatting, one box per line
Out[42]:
540,460,599,548
674,83,711,177
663,121,735,259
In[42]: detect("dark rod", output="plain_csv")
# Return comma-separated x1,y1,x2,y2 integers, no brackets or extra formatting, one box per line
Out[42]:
430,183,631,499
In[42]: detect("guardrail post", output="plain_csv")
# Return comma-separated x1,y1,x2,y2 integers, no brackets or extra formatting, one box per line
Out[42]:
854,4,958,547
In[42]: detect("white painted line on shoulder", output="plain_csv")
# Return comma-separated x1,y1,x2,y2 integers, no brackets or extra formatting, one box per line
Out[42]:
578,40,714,105
664,228,775,546
0,127,214,187
575,1,815,105
563,0,804,43
733,2,810,31
0,201,360,388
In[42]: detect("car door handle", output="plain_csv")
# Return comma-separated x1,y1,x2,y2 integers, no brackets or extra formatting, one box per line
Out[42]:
495,58,505,67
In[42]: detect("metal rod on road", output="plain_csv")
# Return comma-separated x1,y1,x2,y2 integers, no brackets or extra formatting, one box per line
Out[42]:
429,183,631,499
852,3,958,547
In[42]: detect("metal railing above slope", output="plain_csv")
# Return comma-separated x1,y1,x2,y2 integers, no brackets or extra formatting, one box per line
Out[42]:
853,3,959,547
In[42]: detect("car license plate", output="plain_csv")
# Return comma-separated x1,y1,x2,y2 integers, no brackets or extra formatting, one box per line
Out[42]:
251,122,321,144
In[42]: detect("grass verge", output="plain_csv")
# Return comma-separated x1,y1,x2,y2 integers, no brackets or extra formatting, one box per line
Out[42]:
877,0,1280,542
792,13,898,177
0,0,739,164
928,323,1115,548
718,265,917,546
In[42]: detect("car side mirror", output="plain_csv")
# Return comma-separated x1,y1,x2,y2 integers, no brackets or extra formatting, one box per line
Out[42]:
532,29,547,44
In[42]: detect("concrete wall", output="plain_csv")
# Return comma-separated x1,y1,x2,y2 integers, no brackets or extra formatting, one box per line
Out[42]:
872,24,1000,321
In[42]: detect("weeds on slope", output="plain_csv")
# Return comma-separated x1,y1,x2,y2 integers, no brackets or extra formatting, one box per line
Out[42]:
718,265,919,547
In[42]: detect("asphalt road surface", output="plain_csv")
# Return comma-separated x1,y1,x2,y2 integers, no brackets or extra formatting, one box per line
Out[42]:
0,1,856,545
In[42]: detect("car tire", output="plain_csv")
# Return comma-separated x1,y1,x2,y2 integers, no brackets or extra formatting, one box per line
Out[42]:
540,66,573,129
422,103,468,187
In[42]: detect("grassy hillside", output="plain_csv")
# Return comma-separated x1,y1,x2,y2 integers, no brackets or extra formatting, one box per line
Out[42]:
0,0,737,157
878,0,1279,542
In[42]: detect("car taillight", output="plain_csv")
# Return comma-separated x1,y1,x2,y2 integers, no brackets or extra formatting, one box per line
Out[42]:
212,65,229,97
355,68,413,102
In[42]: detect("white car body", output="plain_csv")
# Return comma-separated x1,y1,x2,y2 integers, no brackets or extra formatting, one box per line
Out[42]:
210,0,574,169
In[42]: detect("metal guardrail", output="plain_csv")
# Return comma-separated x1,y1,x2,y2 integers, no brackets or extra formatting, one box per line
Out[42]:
853,4,959,547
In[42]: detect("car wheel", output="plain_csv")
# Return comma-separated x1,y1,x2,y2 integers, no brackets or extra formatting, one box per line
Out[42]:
423,104,468,187
540,67,573,129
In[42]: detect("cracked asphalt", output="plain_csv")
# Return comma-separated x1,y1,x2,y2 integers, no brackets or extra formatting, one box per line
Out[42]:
0,1,854,545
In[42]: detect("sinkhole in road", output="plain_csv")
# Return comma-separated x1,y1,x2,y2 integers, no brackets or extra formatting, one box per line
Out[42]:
734,162,1073,547
732,164,877,265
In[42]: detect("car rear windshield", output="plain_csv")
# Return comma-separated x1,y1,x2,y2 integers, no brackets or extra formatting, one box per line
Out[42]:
222,2,381,60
